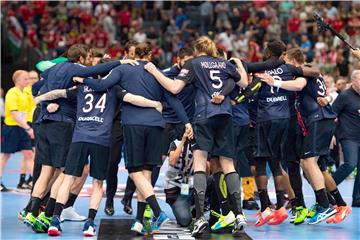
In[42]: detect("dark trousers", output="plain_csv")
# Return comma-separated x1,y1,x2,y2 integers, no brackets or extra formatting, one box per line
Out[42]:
106,122,123,200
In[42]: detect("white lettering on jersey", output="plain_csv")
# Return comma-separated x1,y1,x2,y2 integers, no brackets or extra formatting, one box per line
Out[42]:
78,116,104,123
265,68,284,75
200,61,226,69
266,96,287,102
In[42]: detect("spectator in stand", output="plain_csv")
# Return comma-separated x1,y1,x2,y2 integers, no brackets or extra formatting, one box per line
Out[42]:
336,78,348,93
175,8,188,30
215,1,231,31
324,75,339,105
288,10,301,38
300,34,313,62
133,27,147,43
332,70,360,208
218,27,235,58
119,4,131,28
200,1,213,34
166,19,180,35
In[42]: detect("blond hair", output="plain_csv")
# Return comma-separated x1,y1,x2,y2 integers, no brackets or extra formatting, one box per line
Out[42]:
194,36,218,58
12,70,28,83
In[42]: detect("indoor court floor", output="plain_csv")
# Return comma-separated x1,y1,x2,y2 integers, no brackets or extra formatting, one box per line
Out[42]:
1,152,359,240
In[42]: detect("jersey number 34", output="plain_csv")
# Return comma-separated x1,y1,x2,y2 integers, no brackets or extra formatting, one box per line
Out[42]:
82,93,107,113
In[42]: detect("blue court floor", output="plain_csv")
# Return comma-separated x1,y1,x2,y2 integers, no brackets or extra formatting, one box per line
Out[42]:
1,152,359,240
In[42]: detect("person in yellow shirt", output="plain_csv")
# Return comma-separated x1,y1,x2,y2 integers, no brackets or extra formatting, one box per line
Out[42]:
18,71,39,189
1,70,34,192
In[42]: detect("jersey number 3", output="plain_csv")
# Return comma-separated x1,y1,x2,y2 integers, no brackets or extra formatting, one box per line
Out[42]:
82,93,107,113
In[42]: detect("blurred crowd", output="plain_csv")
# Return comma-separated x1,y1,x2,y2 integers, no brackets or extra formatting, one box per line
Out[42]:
2,1,360,72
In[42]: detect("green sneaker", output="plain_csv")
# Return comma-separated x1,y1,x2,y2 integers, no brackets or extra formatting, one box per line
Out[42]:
210,210,235,232
294,206,309,225
24,212,37,228
35,212,52,232
143,204,152,232
187,219,195,231
307,203,319,218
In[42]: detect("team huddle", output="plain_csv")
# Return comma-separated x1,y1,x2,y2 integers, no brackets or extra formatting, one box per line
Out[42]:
4,36,357,238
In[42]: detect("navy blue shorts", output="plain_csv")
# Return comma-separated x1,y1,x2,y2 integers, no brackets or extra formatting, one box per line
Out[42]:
1,125,32,153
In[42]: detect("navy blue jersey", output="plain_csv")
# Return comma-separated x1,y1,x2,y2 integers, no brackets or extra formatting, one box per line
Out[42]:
162,65,196,123
70,85,126,147
299,76,337,124
37,60,120,123
248,95,258,126
256,64,303,122
230,86,249,126
176,56,240,121
83,61,188,128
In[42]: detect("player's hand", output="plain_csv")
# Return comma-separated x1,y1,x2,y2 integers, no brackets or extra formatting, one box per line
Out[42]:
73,76,84,83
26,128,34,139
120,59,139,66
317,97,329,106
185,123,193,140
181,132,188,141
47,103,59,113
211,95,225,104
256,73,274,86
144,62,157,74
230,100,236,106
102,54,111,59
155,101,163,113
351,48,360,60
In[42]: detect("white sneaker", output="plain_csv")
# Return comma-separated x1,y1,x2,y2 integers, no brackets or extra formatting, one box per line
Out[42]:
60,207,86,222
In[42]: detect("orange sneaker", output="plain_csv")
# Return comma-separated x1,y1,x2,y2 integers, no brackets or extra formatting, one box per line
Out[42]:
268,207,288,225
255,207,273,227
326,205,351,224
326,205,339,224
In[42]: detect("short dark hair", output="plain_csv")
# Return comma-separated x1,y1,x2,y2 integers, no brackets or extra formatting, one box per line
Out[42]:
286,48,305,64
67,44,89,62
177,47,194,59
90,48,105,58
135,42,152,59
267,40,287,58
125,40,138,53
216,48,226,59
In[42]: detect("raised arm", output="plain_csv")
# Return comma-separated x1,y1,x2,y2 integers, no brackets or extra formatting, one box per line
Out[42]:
79,67,123,92
114,85,163,113
230,58,248,88
72,59,137,78
245,59,285,73
145,62,186,94
256,73,307,91
34,89,67,104
169,136,187,167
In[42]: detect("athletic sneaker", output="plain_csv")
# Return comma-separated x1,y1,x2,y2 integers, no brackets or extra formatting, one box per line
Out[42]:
48,216,62,236
151,211,169,234
131,220,149,235
232,213,247,236
35,212,52,232
326,205,351,224
308,206,337,225
0,183,10,192
268,207,288,225
104,198,114,216
24,212,37,228
210,210,235,232
83,219,96,237
121,198,133,215
243,199,260,210
255,207,273,227
307,203,319,218
191,216,209,237
18,209,28,221
60,206,86,222
293,206,309,225
17,182,30,191
143,204,152,232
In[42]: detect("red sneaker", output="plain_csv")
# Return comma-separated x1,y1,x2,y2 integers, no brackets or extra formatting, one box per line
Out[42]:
326,205,351,224
268,207,288,225
255,207,273,227
48,226,61,236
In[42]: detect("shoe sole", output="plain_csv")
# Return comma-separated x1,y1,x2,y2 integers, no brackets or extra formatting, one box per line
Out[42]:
48,228,61,236
151,217,170,234
23,220,35,228
255,214,273,227
61,218,87,222
83,233,96,237
329,208,352,224
191,223,209,237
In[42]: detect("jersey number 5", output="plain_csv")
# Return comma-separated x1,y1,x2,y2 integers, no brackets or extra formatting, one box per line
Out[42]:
82,93,107,113
210,70,223,89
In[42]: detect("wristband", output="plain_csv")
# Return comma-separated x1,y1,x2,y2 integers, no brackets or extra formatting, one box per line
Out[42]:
273,80,283,88
325,96,332,103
